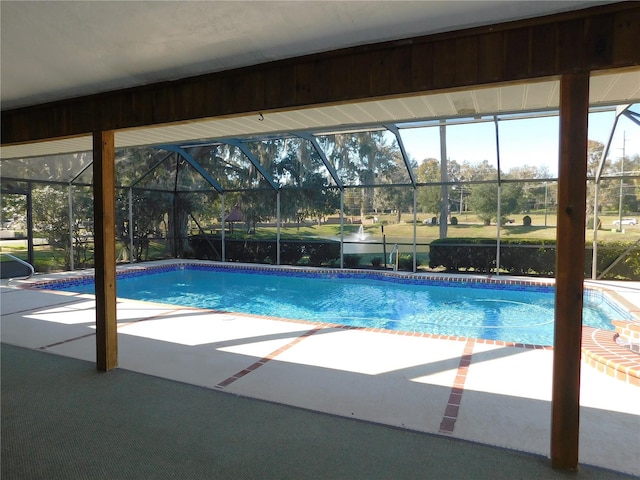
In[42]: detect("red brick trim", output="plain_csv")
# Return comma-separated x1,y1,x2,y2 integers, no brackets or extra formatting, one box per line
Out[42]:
581,326,640,387
439,338,475,435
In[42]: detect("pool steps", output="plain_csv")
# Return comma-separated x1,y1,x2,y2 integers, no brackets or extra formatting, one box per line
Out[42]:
581,322,640,386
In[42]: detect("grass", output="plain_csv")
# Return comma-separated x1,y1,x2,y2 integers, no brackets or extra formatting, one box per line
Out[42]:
3,211,639,273
0,240,171,272
241,212,640,244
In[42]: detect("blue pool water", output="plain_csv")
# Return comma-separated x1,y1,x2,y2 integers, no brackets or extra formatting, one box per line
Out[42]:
46,265,630,346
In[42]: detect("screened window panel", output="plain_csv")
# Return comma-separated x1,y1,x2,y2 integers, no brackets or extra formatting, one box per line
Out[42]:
175,160,216,192
70,185,94,268
132,152,180,191
184,191,222,229
317,130,411,187
212,143,264,190
1,152,91,183
399,126,441,177
445,122,499,181
242,138,283,187
0,180,30,195
184,144,229,190
70,185,94,231
74,166,94,185
116,148,176,190
252,137,338,188
497,115,559,178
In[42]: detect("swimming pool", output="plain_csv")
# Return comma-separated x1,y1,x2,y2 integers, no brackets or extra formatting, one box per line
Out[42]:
41,263,631,346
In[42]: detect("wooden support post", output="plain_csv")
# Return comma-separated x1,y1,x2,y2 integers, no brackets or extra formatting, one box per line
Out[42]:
551,73,589,470
93,130,118,371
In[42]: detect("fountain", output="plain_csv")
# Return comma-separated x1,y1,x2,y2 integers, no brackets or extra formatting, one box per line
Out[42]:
338,223,376,254
357,224,367,241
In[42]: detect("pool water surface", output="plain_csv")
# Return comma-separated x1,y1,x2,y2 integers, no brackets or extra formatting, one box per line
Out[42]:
45,265,630,346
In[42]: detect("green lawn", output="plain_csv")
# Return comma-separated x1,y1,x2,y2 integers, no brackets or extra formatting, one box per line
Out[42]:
3,211,639,273
249,212,640,244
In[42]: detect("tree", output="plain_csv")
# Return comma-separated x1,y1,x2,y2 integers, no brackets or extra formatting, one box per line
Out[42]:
467,182,523,225
276,138,340,225
116,188,172,262
586,140,610,216
70,185,94,267
0,188,27,230
584,141,640,217
416,158,442,216
611,153,640,214
463,159,497,181
115,146,224,258
374,156,415,223
324,130,411,220
505,164,553,213
32,185,71,268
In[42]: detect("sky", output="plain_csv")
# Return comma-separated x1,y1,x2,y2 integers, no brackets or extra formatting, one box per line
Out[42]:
399,105,640,177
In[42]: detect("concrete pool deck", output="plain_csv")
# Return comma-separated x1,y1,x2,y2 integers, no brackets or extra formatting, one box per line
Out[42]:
1,261,639,476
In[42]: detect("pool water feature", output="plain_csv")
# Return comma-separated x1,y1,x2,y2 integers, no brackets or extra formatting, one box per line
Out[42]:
43,264,631,346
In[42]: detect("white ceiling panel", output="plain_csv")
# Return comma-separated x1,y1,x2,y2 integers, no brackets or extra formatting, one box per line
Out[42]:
590,73,619,103
474,88,501,114
498,84,528,112
0,136,93,160
522,82,559,110
589,70,640,105
2,72,639,160
450,91,479,116
423,94,457,118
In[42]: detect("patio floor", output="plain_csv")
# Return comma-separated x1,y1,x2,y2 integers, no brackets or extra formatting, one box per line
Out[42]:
1,262,639,476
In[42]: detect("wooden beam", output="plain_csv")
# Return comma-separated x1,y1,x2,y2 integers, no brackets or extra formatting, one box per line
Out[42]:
551,72,589,471
93,130,118,372
2,3,638,145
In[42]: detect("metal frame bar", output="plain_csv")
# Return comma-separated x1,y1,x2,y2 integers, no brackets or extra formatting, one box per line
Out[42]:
383,124,416,187
295,132,344,190
157,145,224,193
222,139,279,191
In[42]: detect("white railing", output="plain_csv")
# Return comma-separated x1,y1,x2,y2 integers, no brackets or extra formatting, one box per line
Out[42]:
389,244,399,271
1,253,35,282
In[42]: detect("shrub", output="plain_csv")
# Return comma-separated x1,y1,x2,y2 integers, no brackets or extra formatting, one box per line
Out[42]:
586,241,640,279
189,236,338,266
371,257,382,268
306,241,340,266
398,254,419,271
279,241,305,265
523,215,532,226
428,238,555,275
344,254,362,268
428,237,640,278
450,216,458,225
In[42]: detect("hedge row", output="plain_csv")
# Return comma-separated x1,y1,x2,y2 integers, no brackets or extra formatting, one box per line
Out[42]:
189,235,340,266
190,235,640,279
428,237,640,279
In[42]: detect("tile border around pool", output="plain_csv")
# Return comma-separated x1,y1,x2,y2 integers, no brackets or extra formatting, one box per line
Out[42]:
17,259,639,384
27,259,561,293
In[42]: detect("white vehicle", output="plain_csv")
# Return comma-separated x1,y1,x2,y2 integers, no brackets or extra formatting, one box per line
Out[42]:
613,218,638,226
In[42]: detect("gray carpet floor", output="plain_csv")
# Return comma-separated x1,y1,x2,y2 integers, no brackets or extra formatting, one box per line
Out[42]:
1,343,635,480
